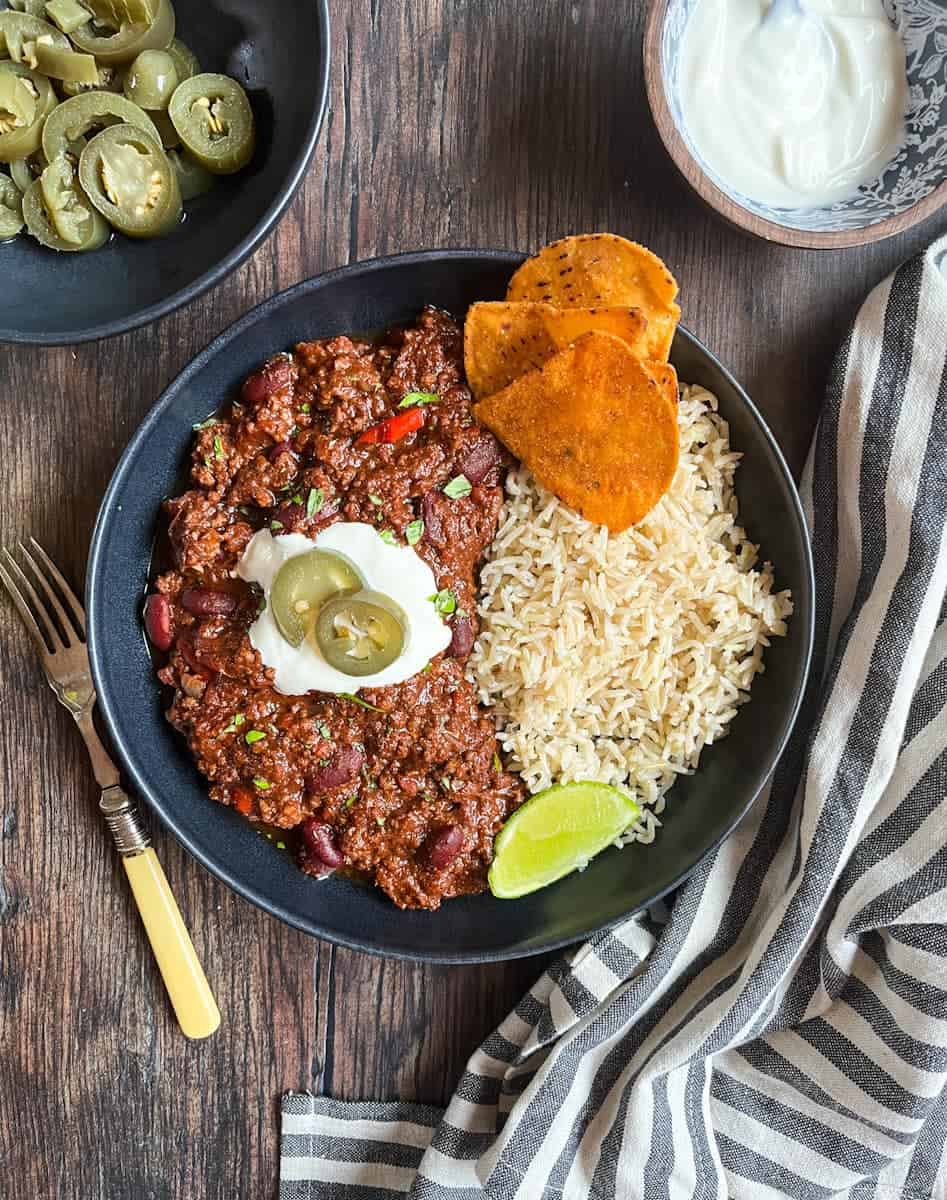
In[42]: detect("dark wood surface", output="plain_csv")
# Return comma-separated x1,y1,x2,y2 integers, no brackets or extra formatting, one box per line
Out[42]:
1,3,943,1197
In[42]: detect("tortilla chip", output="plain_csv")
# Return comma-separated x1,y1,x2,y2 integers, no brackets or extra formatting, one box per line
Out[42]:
507,232,679,311
474,331,679,532
464,301,650,399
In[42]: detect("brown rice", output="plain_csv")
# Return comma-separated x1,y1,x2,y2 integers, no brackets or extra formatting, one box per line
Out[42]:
471,384,794,845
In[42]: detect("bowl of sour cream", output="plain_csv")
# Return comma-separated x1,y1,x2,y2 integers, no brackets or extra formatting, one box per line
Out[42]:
644,0,947,248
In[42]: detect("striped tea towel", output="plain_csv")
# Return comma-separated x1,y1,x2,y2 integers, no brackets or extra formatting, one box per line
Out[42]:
281,233,947,1200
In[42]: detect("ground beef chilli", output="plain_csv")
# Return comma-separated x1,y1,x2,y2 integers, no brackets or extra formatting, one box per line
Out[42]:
150,308,524,910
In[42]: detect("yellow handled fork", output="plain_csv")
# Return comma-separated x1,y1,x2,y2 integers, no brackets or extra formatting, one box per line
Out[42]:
0,537,220,1040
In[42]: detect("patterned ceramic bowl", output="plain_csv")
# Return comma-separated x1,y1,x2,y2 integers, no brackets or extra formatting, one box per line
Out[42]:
644,0,947,248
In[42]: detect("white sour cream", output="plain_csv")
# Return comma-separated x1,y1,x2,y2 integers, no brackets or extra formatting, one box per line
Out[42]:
678,0,908,209
237,525,451,696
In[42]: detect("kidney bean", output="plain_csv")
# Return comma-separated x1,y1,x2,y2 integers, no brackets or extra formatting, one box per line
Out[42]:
143,593,173,651
446,616,475,659
306,746,365,793
269,441,297,462
424,826,464,870
459,438,501,484
241,356,293,406
270,502,305,534
301,819,345,868
180,588,239,617
421,491,445,546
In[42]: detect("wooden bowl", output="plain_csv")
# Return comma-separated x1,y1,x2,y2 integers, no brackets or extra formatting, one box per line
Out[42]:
643,0,947,249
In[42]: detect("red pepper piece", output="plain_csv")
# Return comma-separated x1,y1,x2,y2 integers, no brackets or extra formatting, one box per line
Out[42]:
356,407,425,446
232,786,255,816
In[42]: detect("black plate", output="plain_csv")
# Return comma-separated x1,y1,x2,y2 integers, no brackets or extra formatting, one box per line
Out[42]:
87,250,815,962
0,0,330,345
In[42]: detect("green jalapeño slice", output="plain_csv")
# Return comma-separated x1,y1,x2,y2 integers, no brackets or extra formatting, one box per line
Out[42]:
78,121,181,236
123,48,178,111
40,152,106,244
168,73,255,174
271,550,363,649
0,175,25,239
0,63,56,163
42,90,159,161
165,37,199,83
316,590,406,677
167,147,214,198
70,0,175,66
22,175,110,251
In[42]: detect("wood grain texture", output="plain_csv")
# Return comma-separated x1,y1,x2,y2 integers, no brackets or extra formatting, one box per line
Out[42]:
1,2,945,1197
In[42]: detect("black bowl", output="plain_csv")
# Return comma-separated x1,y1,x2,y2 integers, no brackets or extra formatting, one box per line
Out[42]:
0,0,330,346
87,251,815,962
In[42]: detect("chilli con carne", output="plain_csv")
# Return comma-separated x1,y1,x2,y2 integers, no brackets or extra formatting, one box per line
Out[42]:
146,308,524,910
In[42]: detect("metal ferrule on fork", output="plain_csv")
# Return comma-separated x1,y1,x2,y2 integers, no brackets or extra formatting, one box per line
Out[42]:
100,786,152,857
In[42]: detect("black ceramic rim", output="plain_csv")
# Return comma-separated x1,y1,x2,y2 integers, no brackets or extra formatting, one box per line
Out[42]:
87,249,816,962
1,0,331,347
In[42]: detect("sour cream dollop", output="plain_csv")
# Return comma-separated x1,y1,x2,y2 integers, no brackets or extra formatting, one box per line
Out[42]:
237,525,451,696
678,0,908,209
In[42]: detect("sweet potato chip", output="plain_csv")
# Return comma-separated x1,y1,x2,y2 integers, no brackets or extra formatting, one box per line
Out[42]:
464,301,650,399
474,331,679,532
644,360,679,407
507,231,679,315
641,308,678,361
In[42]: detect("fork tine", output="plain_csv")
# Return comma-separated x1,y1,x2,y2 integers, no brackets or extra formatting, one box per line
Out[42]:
26,536,86,635
0,552,60,654
16,539,78,647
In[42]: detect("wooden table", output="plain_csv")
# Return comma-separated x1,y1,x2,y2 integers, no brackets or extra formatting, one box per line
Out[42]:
1,3,943,1196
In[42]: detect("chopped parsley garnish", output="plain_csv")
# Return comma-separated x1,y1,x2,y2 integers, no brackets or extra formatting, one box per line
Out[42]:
270,520,284,532
379,529,396,545
307,487,324,517
245,730,266,745
300,403,311,414
375,816,386,827
223,713,246,734
213,435,223,460
405,519,424,546
398,391,440,409
276,841,286,850
318,723,332,739
430,589,457,615
443,474,472,500
339,692,384,712
292,493,303,505
345,795,358,809
253,777,271,790
493,751,502,772
368,494,383,506
192,416,219,431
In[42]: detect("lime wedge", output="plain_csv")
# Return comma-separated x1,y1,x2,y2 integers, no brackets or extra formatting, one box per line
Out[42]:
488,781,640,899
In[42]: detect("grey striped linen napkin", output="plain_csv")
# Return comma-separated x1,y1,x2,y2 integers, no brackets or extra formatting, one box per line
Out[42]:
281,232,947,1200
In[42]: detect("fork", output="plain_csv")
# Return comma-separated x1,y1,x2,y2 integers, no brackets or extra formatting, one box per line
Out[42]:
0,537,220,1041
